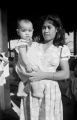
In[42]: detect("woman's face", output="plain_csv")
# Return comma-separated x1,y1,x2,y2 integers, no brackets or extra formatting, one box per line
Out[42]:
42,21,57,43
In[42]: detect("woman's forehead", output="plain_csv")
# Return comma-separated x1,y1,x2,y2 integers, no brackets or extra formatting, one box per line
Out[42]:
43,20,54,26
43,20,54,27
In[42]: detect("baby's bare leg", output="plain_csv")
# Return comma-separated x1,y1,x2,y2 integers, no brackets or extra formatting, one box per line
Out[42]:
17,81,27,97
31,81,45,98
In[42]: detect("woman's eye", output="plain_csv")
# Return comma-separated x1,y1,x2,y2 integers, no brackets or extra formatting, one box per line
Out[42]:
42,26,52,30
42,26,46,30
48,26,52,29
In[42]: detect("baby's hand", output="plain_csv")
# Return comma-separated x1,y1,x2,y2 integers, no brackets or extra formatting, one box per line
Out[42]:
20,38,32,43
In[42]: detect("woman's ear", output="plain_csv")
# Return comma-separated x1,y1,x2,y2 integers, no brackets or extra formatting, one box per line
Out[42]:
16,29,19,36
56,29,57,33
56,27,58,33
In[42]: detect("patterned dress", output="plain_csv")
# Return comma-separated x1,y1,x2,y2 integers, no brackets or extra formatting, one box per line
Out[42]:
19,42,70,120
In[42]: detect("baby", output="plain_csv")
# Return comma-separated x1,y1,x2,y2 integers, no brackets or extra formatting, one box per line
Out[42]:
10,19,45,98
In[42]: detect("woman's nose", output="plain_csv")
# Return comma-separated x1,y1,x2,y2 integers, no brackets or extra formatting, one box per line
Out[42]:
45,27,49,32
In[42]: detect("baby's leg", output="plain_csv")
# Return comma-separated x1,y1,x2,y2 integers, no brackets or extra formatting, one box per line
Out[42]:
31,81,45,98
17,81,27,97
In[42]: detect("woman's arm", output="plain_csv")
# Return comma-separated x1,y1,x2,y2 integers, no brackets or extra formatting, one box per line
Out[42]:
44,60,70,81
25,60,70,82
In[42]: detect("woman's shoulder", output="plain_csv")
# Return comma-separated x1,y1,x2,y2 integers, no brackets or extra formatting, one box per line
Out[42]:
60,45,70,59
32,41,40,47
62,45,70,53
32,41,39,45
63,44,70,49
59,44,70,51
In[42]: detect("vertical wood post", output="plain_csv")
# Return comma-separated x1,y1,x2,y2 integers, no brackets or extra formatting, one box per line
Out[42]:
0,8,11,110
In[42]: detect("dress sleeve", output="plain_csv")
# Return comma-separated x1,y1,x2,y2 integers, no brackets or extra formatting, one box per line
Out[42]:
10,40,18,50
60,45,70,60
16,41,28,53
17,40,28,48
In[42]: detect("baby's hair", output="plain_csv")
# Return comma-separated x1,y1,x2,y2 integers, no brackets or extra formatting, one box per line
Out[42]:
17,19,33,29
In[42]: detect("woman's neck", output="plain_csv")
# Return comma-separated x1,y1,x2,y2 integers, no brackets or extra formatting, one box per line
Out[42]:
42,40,53,52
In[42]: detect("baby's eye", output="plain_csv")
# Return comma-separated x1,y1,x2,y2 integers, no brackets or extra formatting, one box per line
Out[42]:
29,29,33,32
20,29,26,32
20,29,33,32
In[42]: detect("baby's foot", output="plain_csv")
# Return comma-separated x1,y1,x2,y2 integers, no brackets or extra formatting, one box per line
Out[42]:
17,92,27,97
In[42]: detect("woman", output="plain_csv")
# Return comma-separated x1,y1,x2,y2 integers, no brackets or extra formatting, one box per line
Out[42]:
19,15,70,120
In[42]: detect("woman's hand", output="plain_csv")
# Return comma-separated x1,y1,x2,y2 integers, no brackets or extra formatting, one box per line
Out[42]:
25,69,45,82
26,64,33,72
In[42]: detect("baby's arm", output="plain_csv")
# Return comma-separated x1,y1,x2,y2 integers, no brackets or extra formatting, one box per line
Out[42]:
19,45,33,72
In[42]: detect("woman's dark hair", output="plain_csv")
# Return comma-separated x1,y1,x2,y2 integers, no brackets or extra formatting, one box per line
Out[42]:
74,64,77,77
39,15,65,46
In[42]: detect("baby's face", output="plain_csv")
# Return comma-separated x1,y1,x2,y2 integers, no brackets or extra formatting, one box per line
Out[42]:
18,21,34,42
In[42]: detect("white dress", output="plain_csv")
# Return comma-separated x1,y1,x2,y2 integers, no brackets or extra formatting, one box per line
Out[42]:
20,42,70,120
